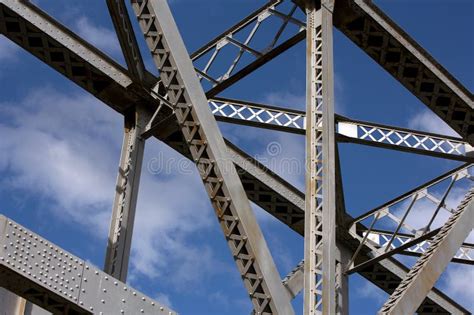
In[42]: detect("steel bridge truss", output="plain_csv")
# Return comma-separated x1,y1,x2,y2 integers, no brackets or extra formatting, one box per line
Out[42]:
0,0,473,314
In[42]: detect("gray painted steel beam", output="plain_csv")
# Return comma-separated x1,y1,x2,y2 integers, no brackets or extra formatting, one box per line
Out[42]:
210,98,474,162
210,97,306,134
129,1,294,313
0,288,27,315
151,0,306,98
282,250,351,313
334,0,474,145
304,1,337,313
379,190,474,315
336,117,474,162
0,215,176,315
104,109,147,282
282,260,305,299
0,0,131,112
0,0,172,120
106,0,147,82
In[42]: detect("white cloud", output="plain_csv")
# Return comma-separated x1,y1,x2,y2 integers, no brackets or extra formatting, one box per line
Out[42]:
442,264,474,312
0,86,227,294
355,281,387,304
407,109,459,137
261,75,346,114
75,17,121,57
263,91,305,111
208,290,250,312
0,87,120,233
0,38,19,62
1,11,120,62
398,185,474,242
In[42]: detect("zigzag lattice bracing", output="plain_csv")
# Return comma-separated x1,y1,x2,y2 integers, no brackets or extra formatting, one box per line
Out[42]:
129,0,293,313
335,0,474,144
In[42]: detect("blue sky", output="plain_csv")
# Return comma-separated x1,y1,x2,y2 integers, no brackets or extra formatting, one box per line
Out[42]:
0,0,472,314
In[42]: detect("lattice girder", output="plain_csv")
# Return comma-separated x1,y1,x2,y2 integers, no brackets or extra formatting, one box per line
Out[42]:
334,0,474,145
347,163,473,273
129,0,294,313
208,98,473,162
190,0,306,97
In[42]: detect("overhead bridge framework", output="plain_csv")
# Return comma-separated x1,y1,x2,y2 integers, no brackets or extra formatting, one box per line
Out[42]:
0,0,473,314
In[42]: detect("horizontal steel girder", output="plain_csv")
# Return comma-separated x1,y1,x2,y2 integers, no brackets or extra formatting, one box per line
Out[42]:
0,1,468,312
0,215,176,315
210,98,473,162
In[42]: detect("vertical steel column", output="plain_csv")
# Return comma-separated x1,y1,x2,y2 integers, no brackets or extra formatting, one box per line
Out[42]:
336,247,350,314
336,144,349,315
304,0,337,314
0,288,26,315
104,108,146,281
129,1,294,314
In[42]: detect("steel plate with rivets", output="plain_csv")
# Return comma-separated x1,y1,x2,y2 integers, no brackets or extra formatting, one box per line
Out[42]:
0,215,177,315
